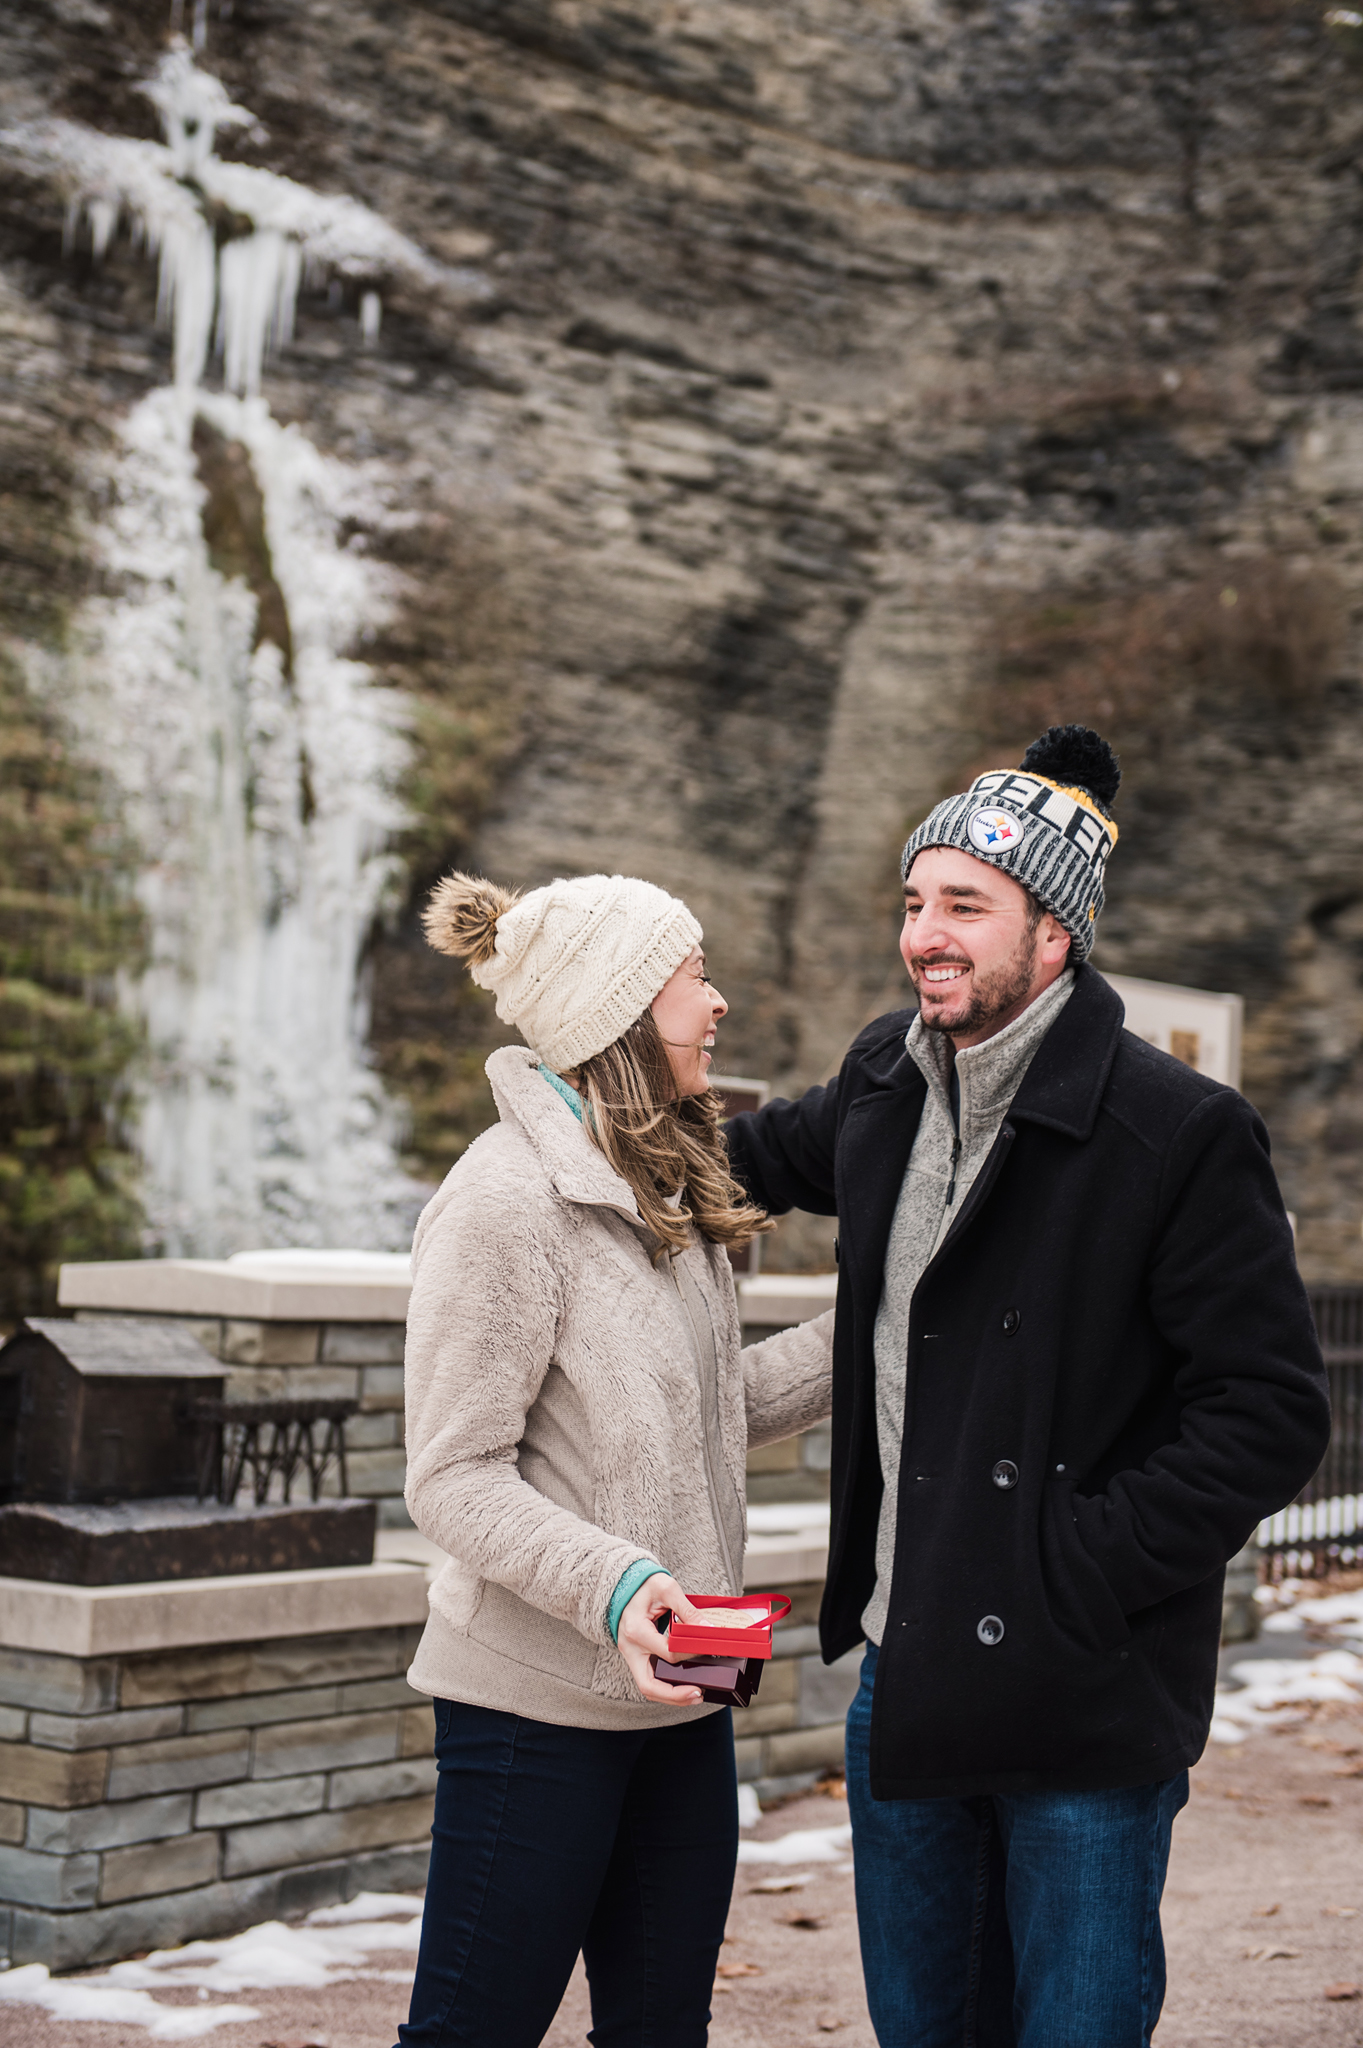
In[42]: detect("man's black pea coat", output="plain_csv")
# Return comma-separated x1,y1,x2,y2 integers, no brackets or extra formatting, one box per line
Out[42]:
726,966,1331,1800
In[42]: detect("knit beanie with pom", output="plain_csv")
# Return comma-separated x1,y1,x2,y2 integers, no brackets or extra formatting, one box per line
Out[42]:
422,870,702,1072
901,725,1121,961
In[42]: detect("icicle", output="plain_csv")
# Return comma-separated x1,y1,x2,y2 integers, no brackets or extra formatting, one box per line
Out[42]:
192,0,208,52
88,197,118,259
62,196,79,255
359,290,381,345
157,215,217,388
218,229,302,395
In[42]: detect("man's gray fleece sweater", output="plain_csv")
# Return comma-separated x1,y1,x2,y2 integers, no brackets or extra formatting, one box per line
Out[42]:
862,971,1075,1646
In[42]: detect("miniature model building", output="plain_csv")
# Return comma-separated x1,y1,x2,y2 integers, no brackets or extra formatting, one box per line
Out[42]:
0,1317,374,1582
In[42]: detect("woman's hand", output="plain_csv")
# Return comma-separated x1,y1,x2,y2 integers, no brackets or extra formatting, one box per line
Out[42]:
616,1573,708,1705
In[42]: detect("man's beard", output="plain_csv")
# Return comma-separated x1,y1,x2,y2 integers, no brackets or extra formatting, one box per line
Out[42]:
915,926,1039,1038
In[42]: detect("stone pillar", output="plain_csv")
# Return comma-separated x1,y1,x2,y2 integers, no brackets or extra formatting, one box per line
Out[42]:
0,1562,431,1969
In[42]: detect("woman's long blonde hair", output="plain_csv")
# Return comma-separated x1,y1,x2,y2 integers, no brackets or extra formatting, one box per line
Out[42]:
571,1010,772,1262
424,870,772,1262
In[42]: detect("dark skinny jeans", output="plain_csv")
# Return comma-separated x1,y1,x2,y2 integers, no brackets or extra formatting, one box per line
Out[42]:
396,1696,738,2048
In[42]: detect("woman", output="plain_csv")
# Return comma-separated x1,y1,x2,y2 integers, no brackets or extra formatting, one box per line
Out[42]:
397,869,834,2048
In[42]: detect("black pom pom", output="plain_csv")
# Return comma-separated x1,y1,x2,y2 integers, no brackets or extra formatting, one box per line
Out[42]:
1019,725,1121,809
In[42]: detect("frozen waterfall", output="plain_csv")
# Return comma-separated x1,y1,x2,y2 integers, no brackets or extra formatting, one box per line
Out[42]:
6,43,455,1252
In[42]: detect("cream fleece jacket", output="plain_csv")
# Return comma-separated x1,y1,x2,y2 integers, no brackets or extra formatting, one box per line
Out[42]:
403,1045,835,1729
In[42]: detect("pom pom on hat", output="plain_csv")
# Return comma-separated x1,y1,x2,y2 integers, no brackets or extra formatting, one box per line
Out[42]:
422,872,521,966
1020,725,1121,811
423,868,702,1072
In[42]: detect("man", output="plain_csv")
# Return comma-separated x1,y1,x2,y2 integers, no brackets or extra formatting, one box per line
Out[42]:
726,725,1330,2048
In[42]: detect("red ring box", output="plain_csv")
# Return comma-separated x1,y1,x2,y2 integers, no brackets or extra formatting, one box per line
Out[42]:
650,1593,792,1707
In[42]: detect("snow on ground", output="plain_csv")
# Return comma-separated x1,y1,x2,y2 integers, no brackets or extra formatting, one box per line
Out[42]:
0,1894,424,2037
1209,1580,1363,1744
736,1822,853,1865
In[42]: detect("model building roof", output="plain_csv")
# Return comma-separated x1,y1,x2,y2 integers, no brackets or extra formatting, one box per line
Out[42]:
11,1317,224,1380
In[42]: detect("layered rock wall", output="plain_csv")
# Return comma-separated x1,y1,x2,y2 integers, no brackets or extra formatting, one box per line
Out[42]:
5,2,1363,1272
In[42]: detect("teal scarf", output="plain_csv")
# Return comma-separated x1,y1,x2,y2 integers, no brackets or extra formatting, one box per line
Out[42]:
538,1063,584,1124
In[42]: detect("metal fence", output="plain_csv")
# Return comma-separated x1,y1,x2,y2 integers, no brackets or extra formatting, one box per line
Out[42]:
1258,1286,1363,1582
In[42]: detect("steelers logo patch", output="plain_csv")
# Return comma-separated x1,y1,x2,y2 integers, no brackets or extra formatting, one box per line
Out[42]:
966,806,1026,855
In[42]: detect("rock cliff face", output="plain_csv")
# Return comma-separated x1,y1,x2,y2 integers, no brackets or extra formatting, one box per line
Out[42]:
4,1,1363,1275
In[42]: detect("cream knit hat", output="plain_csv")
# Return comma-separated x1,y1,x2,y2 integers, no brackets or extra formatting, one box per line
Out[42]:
422,870,702,1072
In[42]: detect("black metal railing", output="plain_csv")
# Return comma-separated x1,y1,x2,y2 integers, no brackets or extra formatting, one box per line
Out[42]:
1258,1286,1363,1582
190,1398,356,1508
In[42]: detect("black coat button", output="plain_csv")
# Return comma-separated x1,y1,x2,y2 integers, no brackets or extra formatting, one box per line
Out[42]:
1002,1308,1020,1335
991,1460,1019,1490
977,1615,1005,1645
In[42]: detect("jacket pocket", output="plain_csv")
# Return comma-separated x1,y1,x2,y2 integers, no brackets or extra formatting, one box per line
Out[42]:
1040,1481,1132,1653
468,1580,598,1688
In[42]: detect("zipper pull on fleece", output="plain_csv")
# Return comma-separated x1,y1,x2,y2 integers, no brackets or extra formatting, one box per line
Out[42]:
945,1132,962,1207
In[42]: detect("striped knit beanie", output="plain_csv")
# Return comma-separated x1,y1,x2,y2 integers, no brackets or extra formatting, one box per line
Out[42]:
901,726,1121,961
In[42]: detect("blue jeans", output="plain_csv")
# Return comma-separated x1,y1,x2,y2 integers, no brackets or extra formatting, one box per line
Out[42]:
846,1645,1188,2048
397,1697,738,2048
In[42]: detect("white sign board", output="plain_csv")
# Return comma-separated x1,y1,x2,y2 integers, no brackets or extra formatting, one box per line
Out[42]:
1101,973,1243,1090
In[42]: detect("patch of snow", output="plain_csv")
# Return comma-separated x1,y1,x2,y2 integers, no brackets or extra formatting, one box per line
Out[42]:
1210,1647,1363,1740
737,1783,762,1829
1287,1592,1363,1627
0,1964,259,2038
1,1897,428,2037
306,1891,425,1926
737,1822,853,1866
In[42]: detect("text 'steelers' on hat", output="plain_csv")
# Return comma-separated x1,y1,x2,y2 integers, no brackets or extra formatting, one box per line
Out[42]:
901,724,1121,960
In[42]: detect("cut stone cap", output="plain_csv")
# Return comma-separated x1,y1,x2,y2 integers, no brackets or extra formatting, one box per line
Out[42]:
58,1249,413,1323
14,1316,225,1379
737,1274,837,1326
0,1559,429,1657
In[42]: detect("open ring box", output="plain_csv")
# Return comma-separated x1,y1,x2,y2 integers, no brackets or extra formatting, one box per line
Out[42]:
650,1593,792,1707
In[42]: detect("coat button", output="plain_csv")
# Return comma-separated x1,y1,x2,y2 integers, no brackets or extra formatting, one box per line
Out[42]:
991,1459,1019,1490
977,1615,1005,1645
1002,1308,1020,1335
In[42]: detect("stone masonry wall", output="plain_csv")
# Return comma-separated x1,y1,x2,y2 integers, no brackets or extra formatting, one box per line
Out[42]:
0,1623,432,1970
0,1593,850,1968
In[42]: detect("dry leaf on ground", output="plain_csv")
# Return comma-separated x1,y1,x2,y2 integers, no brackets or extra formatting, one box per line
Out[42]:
1252,1903,1281,1917
1324,1983,1362,2001
1244,1946,1301,1961
716,1960,764,1978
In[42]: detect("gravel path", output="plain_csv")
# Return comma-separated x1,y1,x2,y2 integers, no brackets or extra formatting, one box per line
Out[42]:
3,1709,1362,2047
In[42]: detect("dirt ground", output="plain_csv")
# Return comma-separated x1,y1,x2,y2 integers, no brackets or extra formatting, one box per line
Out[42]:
2,1704,1362,2047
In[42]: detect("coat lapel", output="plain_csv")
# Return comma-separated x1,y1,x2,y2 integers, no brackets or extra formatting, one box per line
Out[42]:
1005,963,1125,1139
835,1049,926,1320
